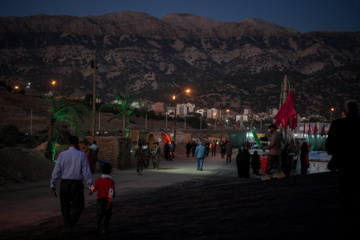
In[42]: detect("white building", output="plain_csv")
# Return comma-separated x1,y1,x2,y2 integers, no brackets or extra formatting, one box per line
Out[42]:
176,103,196,116
244,108,250,115
236,114,249,122
207,108,221,119
268,108,278,118
195,109,206,117
166,106,175,116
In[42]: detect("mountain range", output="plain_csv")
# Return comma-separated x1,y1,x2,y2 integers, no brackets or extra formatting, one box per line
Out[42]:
0,11,359,117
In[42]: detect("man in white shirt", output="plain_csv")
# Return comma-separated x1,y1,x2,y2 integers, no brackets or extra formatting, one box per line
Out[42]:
50,136,93,236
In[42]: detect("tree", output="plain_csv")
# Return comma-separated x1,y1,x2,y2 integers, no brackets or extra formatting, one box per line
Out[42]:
100,84,147,138
1,124,20,147
38,95,91,161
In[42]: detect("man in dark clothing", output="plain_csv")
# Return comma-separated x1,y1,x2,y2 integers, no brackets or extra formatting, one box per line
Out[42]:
191,141,197,157
205,141,210,157
326,100,360,231
164,141,170,160
135,143,145,175
220,141,226,159
262,124,286,180
186,141,192,157
144,142,151,168
89,141,99,174
225,140,233,164
211,140,217,156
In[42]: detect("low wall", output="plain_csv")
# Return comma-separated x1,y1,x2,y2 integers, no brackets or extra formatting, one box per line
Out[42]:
86,136,120,169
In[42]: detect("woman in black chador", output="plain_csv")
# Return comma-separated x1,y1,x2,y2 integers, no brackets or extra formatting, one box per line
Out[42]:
300,142,309,174
236,146,251,179
251,151,261,175
282,144,291,176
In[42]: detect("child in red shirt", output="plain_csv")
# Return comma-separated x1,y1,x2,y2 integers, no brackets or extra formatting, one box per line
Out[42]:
89,162,115,235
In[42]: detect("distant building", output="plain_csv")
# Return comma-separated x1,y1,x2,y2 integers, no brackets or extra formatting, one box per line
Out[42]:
154,102,165,115
111,99,144,108
177,103,196,116
207,108,220,119
236,114,249,122
268,108,278,118
195,109,206,117
186,103,195,114
166,106,175,116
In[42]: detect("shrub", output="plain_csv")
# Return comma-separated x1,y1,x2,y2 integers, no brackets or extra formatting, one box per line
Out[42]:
2,124,19,135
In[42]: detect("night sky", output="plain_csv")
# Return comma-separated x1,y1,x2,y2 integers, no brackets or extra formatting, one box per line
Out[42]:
0,0,359,33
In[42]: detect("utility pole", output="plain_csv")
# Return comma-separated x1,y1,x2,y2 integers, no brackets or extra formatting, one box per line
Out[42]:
220,109,223,140
30,108,32,135
98,112,101,132
91,50,97,142
145,113,148,131
174,89,178,143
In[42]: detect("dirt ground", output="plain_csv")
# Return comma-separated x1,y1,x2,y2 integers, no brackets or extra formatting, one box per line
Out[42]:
0,147,358,240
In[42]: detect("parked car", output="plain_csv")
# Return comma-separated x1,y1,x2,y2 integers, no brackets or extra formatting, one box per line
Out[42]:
249,141,269,156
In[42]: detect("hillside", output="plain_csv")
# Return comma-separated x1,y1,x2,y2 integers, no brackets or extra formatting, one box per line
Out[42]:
0,11,359,117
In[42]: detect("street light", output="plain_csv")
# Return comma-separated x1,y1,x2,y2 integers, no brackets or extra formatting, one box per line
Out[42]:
51,80,56,96
173,88,190,144
220,109,230,140
330,108,335,123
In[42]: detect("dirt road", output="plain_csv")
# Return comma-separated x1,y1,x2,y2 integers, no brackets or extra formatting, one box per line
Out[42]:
0,153,351,240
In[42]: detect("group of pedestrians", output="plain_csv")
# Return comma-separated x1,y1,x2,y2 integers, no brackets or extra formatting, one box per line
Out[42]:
135,142,161,175
164,140,175,160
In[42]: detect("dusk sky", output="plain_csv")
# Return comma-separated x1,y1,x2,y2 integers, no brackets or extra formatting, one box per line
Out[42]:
0,0,359,33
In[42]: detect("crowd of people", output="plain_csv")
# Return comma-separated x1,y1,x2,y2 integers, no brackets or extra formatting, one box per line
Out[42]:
183,135,308,180
49,99,360,238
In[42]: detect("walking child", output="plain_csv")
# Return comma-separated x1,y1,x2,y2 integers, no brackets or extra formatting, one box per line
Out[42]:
89,162,115,236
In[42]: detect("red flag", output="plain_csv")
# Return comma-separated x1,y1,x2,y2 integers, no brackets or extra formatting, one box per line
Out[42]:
313,124,317,135
289,115,297,130
308,124,311,135
236,122,240,129
274,91,296,127
320,124,325,136
303,122,305,137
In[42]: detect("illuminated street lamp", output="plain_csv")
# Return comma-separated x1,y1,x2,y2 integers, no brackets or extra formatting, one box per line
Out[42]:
330,107,335,123
173,88,190,144
220,109,230,140
51,80,56,96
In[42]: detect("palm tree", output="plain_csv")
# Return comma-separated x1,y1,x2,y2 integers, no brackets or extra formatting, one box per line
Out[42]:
100,85,147,138
39,95,91,161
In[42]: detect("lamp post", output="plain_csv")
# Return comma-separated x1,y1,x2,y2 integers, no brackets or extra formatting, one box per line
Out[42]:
173,88,190,144
220,109,230,140
330,108,335,124
213,113,217,130
91,50,97,142
51,81,56,96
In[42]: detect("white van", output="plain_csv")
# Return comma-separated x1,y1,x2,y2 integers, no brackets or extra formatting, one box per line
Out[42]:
249,141,269,156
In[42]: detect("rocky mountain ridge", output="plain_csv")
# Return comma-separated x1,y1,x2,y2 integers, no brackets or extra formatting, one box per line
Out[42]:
0,11,359,117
